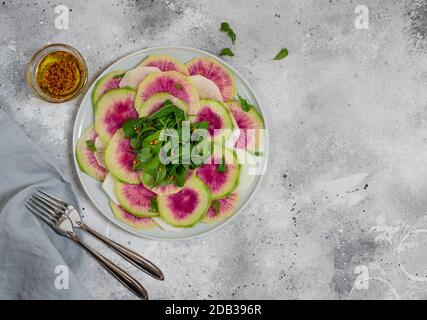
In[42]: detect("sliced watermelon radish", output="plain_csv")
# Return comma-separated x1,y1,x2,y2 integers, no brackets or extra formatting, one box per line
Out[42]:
115,180,158,217
134,71,199,114
225,100,265,153
196,145,240,199
104,129,140,184
157,176,211,227
94,88,138,143
139,54,189,76
186,57,236,101
94,136,106,151
102,173,120,204
147,170,194,195
91,70,126,108
110,200,156,230
94,151,106,168
76,126,108,181
137,93,189,117
190,75,223,102
192,99,234,142
119,65,160,90
152,217,184,232
203,192,240,223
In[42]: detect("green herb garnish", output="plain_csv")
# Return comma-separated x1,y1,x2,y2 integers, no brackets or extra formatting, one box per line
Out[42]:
254,151,264,156
220,22,236,44
112,73,125,79
217,156,226,173
149,196,158,213
86,140,96,152
273,48,288,60
220,48,234,57
237,94,253,112
122,100,210,189
213,200,220,216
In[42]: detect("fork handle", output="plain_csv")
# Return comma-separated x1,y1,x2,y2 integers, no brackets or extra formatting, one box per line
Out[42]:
68,232,149,300
76,221,164,281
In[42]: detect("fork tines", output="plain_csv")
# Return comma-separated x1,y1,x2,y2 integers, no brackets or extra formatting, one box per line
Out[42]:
26,190,67,227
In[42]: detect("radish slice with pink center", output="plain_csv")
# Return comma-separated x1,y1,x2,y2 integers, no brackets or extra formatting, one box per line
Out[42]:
91,70,126,108
94,88,138,144
187,57,236,101
157,176,211,227
114,180,157,217
135,71,199,115
139,54,190,76
203,192,240,223
104,129,140,184
76,125,107,181
225,100,265,153
196,145,240,199
110,200,156,230
192,99,234,142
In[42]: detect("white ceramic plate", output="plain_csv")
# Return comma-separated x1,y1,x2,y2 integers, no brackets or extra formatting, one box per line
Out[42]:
72,46,268,240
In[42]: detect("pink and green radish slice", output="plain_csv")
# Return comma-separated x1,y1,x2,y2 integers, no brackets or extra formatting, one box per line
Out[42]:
186,57,236,101
147,170,194,196
135,71,199,114
94,88,138,144
203,192,240,223
157,176,211,227
119,65,160,90
76,125,108,181
225,100,265,153
110,200,156,230
91,70,126,108
104,129,140,184
190,75,223,102
114,179,158,217
137,93,189,117
139,54,190,76
192,99,234,142
196,145,240,199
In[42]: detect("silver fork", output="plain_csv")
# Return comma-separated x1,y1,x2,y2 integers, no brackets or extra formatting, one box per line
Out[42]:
26,197,149,300
34,189,164,281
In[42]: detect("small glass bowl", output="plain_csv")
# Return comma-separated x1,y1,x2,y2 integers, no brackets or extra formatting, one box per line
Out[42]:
27,43,88,103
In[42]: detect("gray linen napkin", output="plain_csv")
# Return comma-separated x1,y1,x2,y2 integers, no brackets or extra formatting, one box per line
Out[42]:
0,109,92,299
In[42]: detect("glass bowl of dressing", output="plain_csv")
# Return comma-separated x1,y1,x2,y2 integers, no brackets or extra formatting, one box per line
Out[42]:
27,43,88,103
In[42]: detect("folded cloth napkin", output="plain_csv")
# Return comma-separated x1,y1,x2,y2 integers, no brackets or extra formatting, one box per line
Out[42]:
0,109,91,299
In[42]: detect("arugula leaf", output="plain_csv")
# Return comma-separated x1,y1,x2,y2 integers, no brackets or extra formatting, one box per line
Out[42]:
220,22,236,44
172,165,188,187
142,172,155,188
217,156,226,173
149,196,158,213
136,147,152,163
140,156,160,177
154,164,167,186
273,48,288,60
219,48,234,57
121,100,210,189
237,94,253,112
131,136,143,149
122,118,139,138
86,140,96,152
112,73,125,79
142,131,160,148
191,121,209,130
212,200,220,216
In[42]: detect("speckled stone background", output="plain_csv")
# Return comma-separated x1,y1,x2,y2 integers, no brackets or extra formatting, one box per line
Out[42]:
1,0,427,300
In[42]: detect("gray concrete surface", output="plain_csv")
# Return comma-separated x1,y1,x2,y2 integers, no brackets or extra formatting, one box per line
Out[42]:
1,0,427,299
